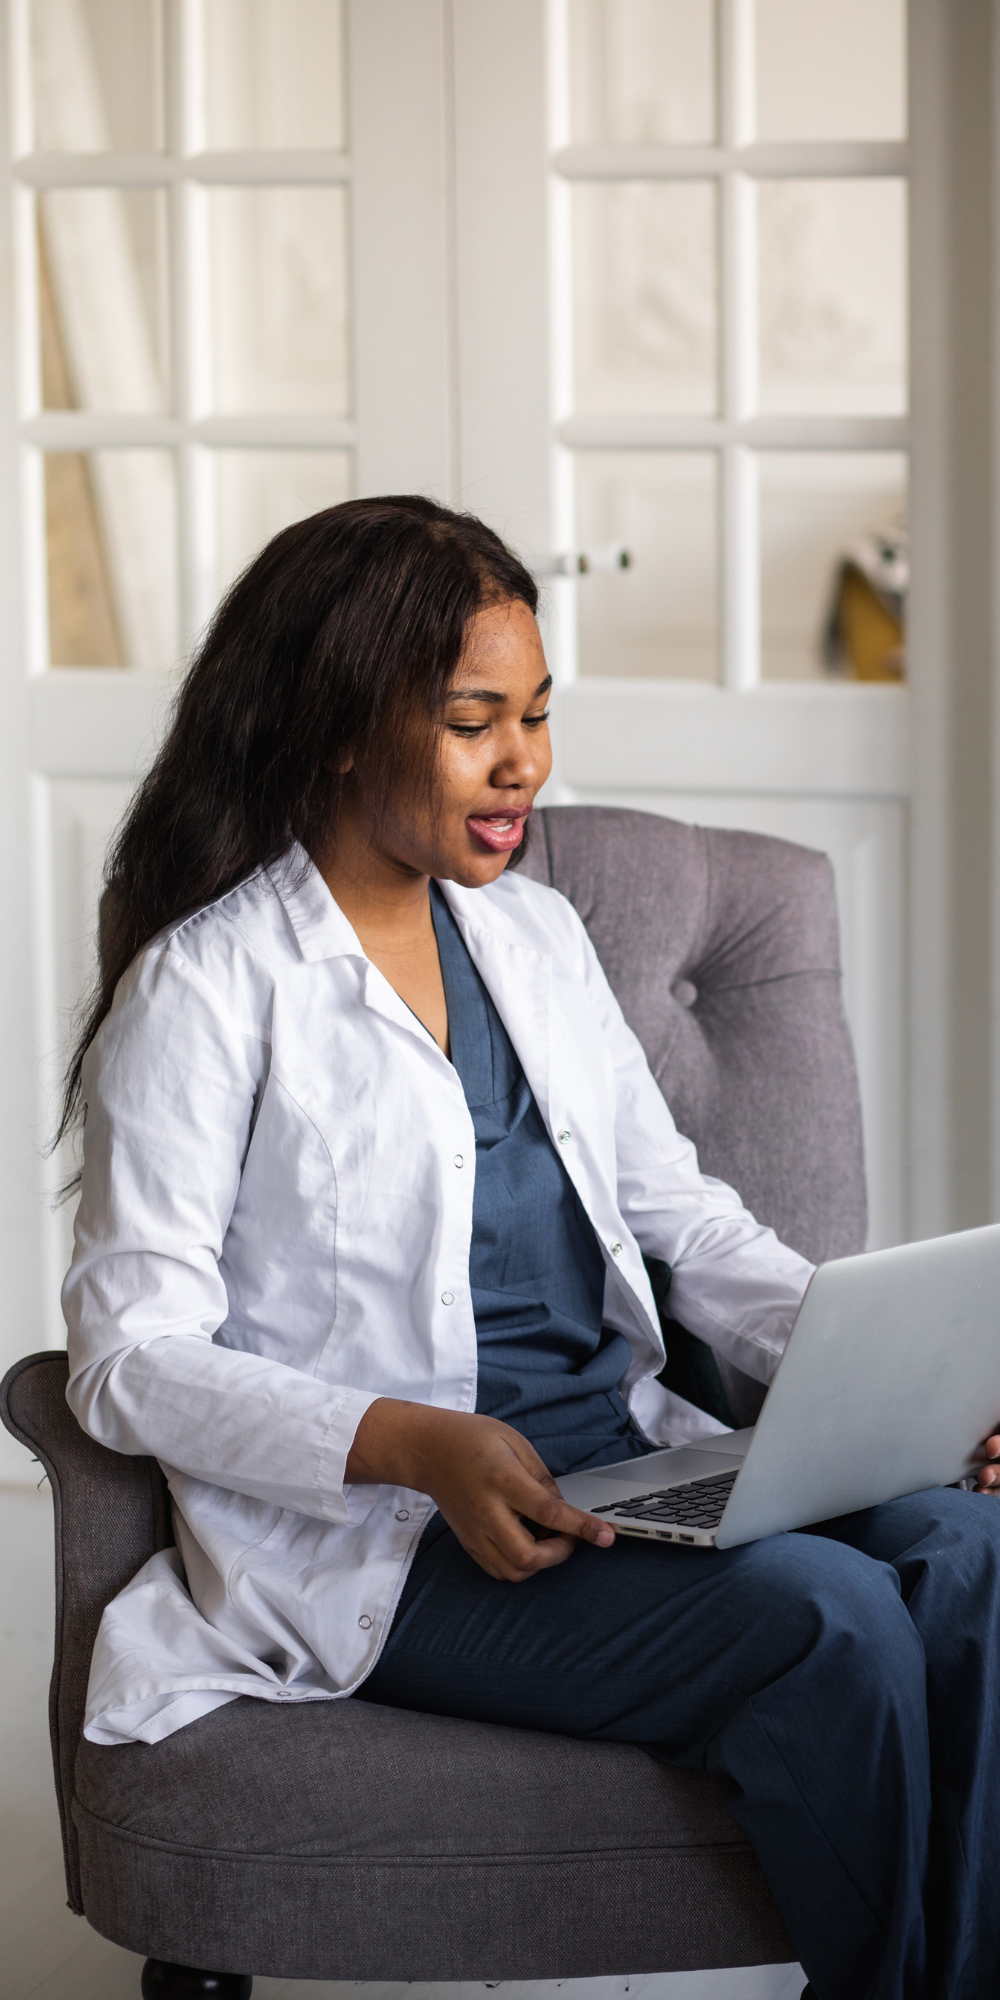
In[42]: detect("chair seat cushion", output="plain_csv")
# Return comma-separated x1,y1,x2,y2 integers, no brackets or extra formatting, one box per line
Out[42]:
74,1695,793,1981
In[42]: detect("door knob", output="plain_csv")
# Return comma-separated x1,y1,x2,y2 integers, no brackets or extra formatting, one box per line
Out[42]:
535,544,633,577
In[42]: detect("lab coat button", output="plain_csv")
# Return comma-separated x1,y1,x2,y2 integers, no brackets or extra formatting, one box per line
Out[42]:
441,1290,455,1305
359,1615,373,1631
557,1129,571,1144
395,1508,410,1521
610,1242,623,1257
453,1154,464,1168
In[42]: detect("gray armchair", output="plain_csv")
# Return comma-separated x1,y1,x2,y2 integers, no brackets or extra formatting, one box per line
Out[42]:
1,806,866,1997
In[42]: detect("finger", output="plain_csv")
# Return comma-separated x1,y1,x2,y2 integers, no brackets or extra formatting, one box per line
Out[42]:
522,1531,580,1570
434,1488,567,1581
454,1517,577,1583
496,1437,617,1547
491,1456,614,1540
481,1526,580,1582
519,1482,616,1547
475,1480,606,1578
974,1433,1000,1488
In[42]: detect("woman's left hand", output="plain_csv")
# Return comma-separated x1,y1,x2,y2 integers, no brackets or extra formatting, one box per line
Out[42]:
975,1429,1000,1492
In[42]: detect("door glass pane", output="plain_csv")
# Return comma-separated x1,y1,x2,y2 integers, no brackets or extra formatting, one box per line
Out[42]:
569,0,715,144
573,183,717,414
38,192,170,412
209,189,350,414
214,450,353,600
574,452,717,679
756,0,906,143
30,0,165,152
760,452,907,682
758,180,907,416
44,449,178,669
204,0,345,149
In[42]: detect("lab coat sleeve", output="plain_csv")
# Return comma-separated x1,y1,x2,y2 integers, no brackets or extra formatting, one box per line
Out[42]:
63,944,380,1523
573,913,815,1384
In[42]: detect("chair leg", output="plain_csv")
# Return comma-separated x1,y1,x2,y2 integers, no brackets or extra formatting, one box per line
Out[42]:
140,1961,252,1998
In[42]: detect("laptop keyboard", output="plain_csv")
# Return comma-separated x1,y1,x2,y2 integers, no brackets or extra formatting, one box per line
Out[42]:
591,1467,739,1532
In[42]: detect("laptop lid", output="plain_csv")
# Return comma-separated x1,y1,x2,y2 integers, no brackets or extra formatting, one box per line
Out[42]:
715,1223,1000,1549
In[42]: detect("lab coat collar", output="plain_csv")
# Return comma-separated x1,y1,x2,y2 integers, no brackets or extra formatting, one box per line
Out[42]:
268,844,538,967
266,846,543,1073
439,875,528,943
266,844,366,963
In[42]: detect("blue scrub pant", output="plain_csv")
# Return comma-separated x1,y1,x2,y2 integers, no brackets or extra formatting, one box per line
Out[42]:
357,1487,1000,2000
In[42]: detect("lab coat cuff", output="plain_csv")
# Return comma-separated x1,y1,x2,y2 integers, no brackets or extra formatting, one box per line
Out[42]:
316,1386,385,1524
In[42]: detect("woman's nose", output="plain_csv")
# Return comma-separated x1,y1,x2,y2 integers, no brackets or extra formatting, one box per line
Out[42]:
492,727,550,788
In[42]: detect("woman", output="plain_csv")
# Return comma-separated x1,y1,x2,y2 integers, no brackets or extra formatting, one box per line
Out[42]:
64,497,1000,2000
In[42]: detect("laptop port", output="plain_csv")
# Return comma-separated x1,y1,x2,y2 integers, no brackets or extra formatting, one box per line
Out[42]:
680,1533,694,1542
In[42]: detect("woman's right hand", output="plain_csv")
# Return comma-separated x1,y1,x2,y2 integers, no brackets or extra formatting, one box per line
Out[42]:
345,1398,616,1582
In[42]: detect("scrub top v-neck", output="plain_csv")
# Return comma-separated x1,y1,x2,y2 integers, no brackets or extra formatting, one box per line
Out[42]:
429,881,654,1478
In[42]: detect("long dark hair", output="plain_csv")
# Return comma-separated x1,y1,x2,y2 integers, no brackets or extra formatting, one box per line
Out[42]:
58,494,539,1148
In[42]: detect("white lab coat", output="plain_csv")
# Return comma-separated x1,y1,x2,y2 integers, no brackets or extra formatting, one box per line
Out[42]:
64,847,813,1746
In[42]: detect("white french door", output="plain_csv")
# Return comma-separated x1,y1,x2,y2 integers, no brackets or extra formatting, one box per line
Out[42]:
0,0,963,1481
446,0,912,1255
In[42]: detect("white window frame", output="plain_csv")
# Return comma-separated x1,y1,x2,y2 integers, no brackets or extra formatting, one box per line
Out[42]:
546,0,910,692
9,0,355,671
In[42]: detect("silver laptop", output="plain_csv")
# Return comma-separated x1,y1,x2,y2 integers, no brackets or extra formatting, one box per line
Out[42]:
557,1224,1000,1549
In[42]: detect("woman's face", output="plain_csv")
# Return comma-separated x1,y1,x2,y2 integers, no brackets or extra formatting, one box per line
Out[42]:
376,596,553,890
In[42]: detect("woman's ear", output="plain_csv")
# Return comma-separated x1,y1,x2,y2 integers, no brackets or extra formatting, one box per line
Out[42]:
335,750,355,775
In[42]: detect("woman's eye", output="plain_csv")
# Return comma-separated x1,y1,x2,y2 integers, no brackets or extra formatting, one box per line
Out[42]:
447,708,549,738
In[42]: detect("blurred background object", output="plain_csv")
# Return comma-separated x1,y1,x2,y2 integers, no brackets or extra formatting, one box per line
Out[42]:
823,519,907,681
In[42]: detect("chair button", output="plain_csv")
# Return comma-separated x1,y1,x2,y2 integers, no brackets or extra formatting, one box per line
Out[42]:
610,1242,623,1257
453,1153,464,1167
358,1615,373,1631
441,1291,455,1305
557,1129,571,1144
395,1508,410,1522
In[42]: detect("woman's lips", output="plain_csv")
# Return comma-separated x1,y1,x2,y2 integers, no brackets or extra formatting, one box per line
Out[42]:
466,807,530,853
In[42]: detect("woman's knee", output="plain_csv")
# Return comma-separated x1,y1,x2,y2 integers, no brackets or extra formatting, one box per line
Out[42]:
832,1486,1000,1598
724,1530,921,1682
873,1489,1000,1653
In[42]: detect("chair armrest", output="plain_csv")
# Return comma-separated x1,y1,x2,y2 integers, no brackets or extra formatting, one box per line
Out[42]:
1,1350,172,1912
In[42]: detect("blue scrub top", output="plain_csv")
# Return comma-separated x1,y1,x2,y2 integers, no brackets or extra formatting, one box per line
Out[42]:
430,883,655,1478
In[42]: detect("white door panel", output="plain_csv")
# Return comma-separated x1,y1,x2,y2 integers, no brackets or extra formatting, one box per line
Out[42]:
349,0,453,498
28,667,173,778
556,678,910,797
451,0,551,546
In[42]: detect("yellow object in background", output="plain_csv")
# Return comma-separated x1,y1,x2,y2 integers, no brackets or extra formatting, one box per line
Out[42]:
833,562,905,681
822,520,907,681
